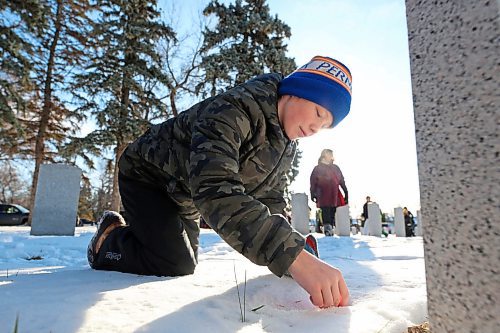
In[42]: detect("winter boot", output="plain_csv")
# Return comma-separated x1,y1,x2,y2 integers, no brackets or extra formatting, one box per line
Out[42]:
87,211,126,268
324,224,334,236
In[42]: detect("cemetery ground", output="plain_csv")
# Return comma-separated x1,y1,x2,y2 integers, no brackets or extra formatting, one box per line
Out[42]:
0,226,427,333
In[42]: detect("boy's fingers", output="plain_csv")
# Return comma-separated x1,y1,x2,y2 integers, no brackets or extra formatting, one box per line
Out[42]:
321,287,334,308
331,283,341,307
338,276,350,306
309,290,323,307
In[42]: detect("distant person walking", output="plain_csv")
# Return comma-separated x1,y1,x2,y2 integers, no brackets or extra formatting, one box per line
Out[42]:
310,149,348,236
403,207,415,237
361,196,371,228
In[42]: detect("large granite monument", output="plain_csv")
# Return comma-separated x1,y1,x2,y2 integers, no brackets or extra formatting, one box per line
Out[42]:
406,1,499,331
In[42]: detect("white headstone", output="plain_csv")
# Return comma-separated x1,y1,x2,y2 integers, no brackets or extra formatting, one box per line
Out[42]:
361,219,370,235
394,207,406,237
334,205,351,236
415,209,423,236
367,202,382,237
291,193,310,235
31,164,82,236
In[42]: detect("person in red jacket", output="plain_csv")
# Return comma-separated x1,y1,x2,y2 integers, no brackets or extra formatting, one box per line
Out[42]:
310,149,348,236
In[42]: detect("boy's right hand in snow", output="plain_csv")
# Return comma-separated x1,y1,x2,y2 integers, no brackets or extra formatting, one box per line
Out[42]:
288,249,350,308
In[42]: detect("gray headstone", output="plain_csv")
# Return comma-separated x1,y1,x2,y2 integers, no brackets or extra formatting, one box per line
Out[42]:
291,193,310,235
394,207,406,237
361,219,369,235
406,1,499,331
367,202,382,237
334,205,351,236
31,164,82,236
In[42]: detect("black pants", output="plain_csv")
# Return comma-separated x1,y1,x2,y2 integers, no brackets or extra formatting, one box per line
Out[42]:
405,224,415,237
320,206,337,227
93,173,198,276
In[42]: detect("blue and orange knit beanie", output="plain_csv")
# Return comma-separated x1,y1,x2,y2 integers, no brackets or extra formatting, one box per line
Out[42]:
278,56,352,128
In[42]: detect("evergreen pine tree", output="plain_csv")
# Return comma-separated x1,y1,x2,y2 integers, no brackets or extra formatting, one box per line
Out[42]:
198,0,296,96
73,0,175,211
19,0,95,224
77,176,95,221
94,159,115,218
0,0,44,156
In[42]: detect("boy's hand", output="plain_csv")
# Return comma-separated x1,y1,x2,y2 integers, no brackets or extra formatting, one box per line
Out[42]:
288,249,350,308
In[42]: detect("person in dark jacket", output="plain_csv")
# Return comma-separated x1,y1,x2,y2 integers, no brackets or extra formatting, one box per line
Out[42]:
361,196,371,227
310,149,348,235
87,55,352,308
403,207,415,237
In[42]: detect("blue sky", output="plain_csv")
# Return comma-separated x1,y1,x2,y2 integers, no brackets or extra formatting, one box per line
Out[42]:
263,0,420,215
160,0,420,215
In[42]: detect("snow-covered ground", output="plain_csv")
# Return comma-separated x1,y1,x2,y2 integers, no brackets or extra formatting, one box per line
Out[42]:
0,226,427,333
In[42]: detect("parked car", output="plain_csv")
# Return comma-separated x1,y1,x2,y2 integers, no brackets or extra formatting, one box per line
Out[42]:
77,218,96,226
0,204,30,226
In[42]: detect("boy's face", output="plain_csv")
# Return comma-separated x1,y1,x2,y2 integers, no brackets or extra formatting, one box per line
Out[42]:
278,96,333,140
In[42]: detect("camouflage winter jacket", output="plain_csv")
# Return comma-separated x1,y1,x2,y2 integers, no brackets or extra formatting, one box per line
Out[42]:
119,73,305,277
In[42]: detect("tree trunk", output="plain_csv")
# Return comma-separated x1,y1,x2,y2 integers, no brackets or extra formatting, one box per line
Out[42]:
111,36,131,212
27,0,63,225
210,77,217,97
110,143,126,212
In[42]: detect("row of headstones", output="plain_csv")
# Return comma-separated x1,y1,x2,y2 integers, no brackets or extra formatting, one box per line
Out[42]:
363,204,422,237
29,166,423,238
291,193,423,237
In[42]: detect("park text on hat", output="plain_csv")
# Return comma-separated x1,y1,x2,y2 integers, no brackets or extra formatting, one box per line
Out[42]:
278,56,352,128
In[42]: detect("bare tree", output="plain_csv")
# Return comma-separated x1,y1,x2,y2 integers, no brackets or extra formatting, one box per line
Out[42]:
157,7,206,117
0,161,29,205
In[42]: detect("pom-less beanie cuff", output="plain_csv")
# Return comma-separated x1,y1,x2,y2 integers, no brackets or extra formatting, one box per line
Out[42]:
278,56,352,128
